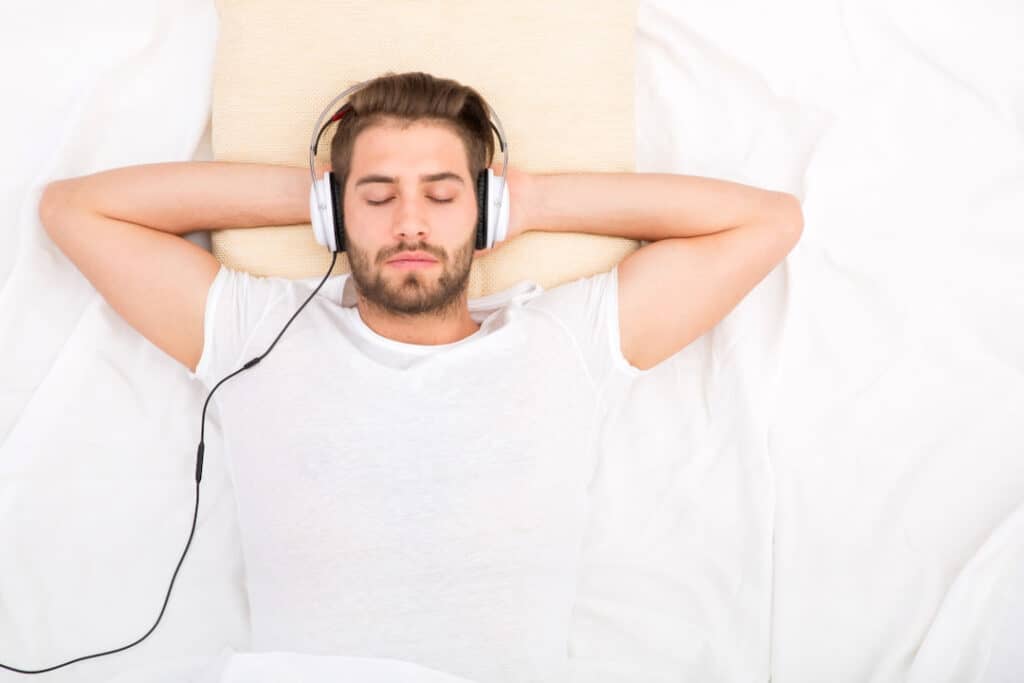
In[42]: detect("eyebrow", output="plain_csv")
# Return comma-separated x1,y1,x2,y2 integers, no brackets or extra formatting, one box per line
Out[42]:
354,172,464,187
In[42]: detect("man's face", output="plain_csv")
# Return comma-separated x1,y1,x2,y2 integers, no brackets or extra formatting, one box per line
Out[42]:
343,119,478,317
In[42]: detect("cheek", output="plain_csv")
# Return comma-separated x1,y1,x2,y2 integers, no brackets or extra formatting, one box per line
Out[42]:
344,199,375,224
455,202,478,227
342,205,391,248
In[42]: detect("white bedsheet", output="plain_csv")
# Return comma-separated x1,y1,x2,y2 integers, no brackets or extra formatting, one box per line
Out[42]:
2,1,1022,682
97,648,479,683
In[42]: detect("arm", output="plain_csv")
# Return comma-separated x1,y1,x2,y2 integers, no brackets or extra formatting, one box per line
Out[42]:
516,170,803,370
38,161,313,373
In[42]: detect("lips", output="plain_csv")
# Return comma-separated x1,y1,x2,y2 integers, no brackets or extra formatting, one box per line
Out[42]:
387,252,437,263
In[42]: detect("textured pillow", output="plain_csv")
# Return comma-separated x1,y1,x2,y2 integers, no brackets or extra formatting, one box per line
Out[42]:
210,0,639,295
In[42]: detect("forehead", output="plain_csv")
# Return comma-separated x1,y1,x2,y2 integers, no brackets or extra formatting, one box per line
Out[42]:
350,120,470,174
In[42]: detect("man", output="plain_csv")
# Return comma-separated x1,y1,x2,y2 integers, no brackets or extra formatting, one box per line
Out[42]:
38,72,802,682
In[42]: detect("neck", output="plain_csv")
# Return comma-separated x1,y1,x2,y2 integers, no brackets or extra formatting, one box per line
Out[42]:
355,295,481,345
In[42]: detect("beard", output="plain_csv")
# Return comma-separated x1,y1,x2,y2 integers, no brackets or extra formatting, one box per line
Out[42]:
345,229,476,318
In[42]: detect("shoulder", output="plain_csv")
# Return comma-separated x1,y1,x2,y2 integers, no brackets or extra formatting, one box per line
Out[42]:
520,268,616,318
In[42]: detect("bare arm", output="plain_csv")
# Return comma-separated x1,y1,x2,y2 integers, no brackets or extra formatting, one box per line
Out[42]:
43,161,313,235
38,161,314,373
515,169,802,370
521,169,792,241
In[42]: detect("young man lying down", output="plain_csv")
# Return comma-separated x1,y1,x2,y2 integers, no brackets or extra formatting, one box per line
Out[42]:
37,71,802,682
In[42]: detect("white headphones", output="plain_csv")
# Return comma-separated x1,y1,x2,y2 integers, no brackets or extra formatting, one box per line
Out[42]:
308,79,511,253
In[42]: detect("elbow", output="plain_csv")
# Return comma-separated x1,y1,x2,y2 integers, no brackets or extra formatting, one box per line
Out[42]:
38,180,77,233
774,192,804,242
38,183,60,232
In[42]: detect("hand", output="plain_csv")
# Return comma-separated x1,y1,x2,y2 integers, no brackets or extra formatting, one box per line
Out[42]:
474,164,534,259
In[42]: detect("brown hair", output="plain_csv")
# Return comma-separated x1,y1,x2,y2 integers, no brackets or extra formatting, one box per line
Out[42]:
329,71,496,203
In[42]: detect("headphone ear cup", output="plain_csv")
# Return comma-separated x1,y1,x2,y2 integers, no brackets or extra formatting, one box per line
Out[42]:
327,171,346,252
310,173,337,251
485,168,511,248
475,169,489,250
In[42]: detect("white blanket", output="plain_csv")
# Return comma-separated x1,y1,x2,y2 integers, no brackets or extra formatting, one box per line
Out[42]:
2,0,1022,682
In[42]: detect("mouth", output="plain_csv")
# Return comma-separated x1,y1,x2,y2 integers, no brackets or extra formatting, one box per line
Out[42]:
387,258,438,269
389,261,435,267
387,252,438,266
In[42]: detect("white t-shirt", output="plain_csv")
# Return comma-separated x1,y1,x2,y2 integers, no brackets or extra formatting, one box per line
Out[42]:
188,263,651,683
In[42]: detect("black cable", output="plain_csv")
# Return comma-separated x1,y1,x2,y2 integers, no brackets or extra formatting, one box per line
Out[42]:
0,250,339,674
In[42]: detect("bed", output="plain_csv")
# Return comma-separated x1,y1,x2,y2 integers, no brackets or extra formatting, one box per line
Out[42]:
2,0,1023,681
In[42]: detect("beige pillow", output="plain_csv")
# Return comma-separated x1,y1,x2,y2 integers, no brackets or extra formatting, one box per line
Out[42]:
210,0,639,296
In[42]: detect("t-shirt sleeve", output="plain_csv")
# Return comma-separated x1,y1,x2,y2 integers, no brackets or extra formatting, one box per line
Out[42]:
524,263,657,398
187,264,292,389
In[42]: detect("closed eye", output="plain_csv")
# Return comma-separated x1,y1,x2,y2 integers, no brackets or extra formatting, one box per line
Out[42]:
366,197,454,206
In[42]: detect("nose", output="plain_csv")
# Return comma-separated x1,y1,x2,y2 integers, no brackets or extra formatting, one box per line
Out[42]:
391,193,430,243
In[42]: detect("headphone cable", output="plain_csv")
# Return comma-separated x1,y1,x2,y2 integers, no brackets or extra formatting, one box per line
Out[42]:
0,250,339,674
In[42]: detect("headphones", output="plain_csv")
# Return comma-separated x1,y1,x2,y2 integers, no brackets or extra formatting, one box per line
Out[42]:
1,77,512,674
308,79,511,254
